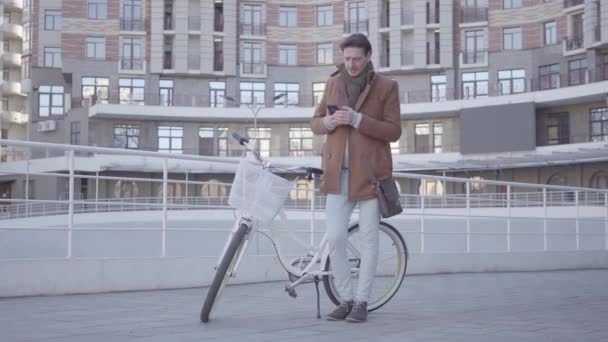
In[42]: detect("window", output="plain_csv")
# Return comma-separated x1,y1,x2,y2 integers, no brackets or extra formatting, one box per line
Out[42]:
88,0,107,19
242,4,263,35
85,37,105,59
503,0,521,9
462,71,488,99
2,97,9,110
590,108,608,142
214,38,223,71
119,78,145,104
289,127,313,156
201,180,226,198
420,180,444,196
43,47,61,67
240,82,265,106
317,5,333,26
498,69,526,94
247,127,271,157
70,122,80,145
274,83,299,107
503,27,522,50
544,21,557,45
464,30,485,64
38,86,64,116
568,59,587,85
414,123,430,153
431,75,446,102
44,10,61,30
23,22,32,51
158,126,183,154
2,70,8,81
121,37,143,70
290,179,313,200
159,80,174,106
122,0,143,31
544,113,569,145
22,56,31,79
209,81,226,108
279,44,297,65
279,6,297,27
390,141,400,155
113,124,140,149
317,43,333,64
81,77,109,104
539,64,560,90
242,41,263,74
199,127,229,156
347,1,367,33
433,123,443,153
313,82,325,105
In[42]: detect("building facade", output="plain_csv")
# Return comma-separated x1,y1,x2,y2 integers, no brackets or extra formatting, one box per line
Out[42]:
1,0,608,201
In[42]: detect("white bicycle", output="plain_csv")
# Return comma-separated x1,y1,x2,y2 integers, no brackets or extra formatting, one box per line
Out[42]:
200,133,408,323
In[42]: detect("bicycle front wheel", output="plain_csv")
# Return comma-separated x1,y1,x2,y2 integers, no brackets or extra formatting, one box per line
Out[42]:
200,222,249,323
323,221,408,312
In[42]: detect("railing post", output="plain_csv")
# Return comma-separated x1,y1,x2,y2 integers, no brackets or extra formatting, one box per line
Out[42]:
543,188,548,251
420,180,425,253
466,182,471,253
310,188,316,249
25,151,30,217
507,185,511,252
67,150,75,258
162,158,168,257
575,190,580,250
95,171,99,212
605,193,607,251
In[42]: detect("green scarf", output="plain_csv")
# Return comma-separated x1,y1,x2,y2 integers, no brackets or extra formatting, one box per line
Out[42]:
340,61,372,109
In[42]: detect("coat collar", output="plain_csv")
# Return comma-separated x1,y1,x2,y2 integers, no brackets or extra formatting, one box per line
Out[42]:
331,62,376,84
331,62,376,112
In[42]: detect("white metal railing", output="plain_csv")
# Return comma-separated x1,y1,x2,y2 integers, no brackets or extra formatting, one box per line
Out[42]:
0,139,606,260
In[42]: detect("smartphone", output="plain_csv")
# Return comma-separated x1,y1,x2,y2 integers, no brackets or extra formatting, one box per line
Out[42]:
327,105,339,115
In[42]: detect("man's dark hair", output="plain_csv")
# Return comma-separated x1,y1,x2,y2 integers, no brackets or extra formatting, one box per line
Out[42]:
339,33,372,56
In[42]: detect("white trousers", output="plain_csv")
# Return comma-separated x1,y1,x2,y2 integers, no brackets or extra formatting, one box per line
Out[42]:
325,169,380,302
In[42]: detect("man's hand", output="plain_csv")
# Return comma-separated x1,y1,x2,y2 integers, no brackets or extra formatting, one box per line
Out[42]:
328,106,356,126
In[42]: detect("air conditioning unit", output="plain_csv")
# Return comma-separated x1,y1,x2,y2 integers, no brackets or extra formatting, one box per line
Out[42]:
36,120,57,132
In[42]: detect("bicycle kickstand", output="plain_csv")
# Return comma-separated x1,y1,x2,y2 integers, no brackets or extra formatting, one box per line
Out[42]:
314,276,321,319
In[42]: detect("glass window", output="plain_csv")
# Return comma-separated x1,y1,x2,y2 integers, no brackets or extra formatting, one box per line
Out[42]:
433,123,443,153
498,69,526,94
44,10,62,31
23,22,32,51
279,6,297,27
414,123,430,153
240,81,265,106
44,47,62,68
119,78,145,104
274,83,299,107
159,79,174,106
544,21,557,45
81,77,109,104
461,71,488,99
317,5,333,26
121,37,143,70
279,44,297,65
209,81,226,108
158,126,183,154
86,37,106,59
317,43,333,64
70,122,81,145
590,107,608,142
503,0,522,9
347,1,367,33
539,64,560,90
545,113,569,145
113,124,140,149
88,0,107,19
503,27,522,50
247,127,272,157
289,127,314,157
242,41,263,74
38,86,64,116
313,82,325,105
199,127,228,156
568,59,587,86
390,141,399,155
431,75,446,102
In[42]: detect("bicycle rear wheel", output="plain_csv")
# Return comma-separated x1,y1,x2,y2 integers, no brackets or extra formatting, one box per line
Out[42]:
200,222,249,323
323,221,408,312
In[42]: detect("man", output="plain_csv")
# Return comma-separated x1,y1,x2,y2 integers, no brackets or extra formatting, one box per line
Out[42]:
310,33,401,323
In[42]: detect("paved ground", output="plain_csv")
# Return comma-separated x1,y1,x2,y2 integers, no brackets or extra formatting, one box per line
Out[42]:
2,269,608,342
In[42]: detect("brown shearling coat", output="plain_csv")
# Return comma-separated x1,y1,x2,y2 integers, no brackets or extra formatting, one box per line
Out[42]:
310,66,402,201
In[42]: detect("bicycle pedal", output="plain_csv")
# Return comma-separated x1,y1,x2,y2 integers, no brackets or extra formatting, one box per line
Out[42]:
284,284,297,298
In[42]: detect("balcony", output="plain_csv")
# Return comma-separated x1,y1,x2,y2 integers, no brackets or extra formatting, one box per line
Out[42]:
240,62,265,75
164,16,174,31
1,110,27,125
214,9,224,32
188,16,201,31
401,10,414,26
214,55,223,72
426,48,440,65
120,18,145,32
1,0,22,11
239,23,265,36
120,58,144,71
426,7,439,24
2,52,22,68
163,53,173,70
0,23,23,40
188,55,200,70
564,35,584,51
564,0,584,8
460,50,487,66
461,7,488,24
0,80,22,96
344,20,369,34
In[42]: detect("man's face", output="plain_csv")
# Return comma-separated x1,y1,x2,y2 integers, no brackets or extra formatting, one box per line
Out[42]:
342,47,371,77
